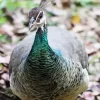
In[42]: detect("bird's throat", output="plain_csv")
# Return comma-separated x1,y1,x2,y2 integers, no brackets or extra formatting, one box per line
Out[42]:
34,26,48,45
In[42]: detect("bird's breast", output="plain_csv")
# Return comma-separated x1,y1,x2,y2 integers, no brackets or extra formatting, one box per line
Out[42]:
10,56,89,100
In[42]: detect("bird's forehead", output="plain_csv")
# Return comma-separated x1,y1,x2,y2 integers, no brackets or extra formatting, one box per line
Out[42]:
29,7,43,19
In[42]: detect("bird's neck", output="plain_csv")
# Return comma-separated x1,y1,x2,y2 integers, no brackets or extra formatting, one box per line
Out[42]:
31,25,49,54
27,25,56,63
34,25,48,48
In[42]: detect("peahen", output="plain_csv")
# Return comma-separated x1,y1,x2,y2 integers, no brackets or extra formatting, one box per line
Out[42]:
9,6,89,100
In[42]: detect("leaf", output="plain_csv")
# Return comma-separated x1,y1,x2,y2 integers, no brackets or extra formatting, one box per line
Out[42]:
0,34,11,43
71,14,81,24
76,0,92,6
0,17,7,25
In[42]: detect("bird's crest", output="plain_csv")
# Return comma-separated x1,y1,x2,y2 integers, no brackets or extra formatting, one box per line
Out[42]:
39,0,56,8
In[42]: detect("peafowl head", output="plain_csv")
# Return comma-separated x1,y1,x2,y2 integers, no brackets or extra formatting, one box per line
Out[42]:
28,7,46,31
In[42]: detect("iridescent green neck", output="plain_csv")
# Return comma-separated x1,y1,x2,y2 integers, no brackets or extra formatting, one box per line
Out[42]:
27,25,53,60
33,25,48,49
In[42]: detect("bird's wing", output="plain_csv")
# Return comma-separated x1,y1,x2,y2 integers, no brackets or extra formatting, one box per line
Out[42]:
9,32,36,76
48,27,88,70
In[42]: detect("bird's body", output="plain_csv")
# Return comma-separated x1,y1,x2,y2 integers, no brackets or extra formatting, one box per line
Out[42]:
9,26,89,100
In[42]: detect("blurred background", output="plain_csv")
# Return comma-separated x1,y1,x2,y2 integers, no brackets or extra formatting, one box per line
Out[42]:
0,0,100,100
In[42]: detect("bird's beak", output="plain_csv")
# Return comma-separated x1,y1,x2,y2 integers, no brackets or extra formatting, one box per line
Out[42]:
29,17,36,30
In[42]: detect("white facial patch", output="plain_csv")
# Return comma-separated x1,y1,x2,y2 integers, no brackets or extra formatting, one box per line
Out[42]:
29,11,46,31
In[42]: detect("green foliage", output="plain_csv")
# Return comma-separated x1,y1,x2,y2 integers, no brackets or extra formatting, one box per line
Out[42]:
89,55,99,65
0,17,7,25
0,0,39,10
17,1,39,9
76,0,92,6
0,0,17,10
0,0,39,25
75,0,100,6
0,34,11,43
0,63,3,68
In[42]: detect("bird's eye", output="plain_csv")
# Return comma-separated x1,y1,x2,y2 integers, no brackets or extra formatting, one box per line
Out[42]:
39,12,43,19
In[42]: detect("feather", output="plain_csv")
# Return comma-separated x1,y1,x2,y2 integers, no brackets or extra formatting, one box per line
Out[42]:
9,6,89,100
39,0,56,8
